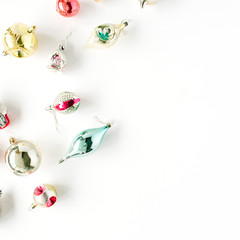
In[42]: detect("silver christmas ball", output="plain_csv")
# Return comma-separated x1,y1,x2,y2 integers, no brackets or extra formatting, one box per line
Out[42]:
5,138,41,176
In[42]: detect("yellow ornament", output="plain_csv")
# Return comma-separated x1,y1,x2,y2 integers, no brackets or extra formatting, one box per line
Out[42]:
3,23,38,58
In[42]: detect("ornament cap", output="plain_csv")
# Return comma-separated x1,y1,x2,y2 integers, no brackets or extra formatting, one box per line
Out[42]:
29,203,38,211
9,137,15,144
27,25,36,33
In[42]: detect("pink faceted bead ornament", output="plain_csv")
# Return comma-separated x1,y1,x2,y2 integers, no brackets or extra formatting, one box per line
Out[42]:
57,0,80,17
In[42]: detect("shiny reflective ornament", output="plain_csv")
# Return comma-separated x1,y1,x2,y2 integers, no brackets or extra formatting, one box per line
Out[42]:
86,20,129,49
48,32,72,72
46,91,80,131
139,0,157,8
30,184,57,210
5,138,41,176
3,23,38,58
48,43,67,72
0,103,10,129
57,0,80,17
59,123,111,164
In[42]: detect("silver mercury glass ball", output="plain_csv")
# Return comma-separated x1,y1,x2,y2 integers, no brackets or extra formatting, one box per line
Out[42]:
53,91,80,114
5,138,41,176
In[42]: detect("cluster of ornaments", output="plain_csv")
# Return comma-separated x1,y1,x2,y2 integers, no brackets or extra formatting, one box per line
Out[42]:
0,92,111,210
0,0,157,211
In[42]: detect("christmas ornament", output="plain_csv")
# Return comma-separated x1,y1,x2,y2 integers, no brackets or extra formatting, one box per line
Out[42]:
30,184,57,210
59,122,111,164
5,137,41,176
57,0,80,17
2,23,38,58
86,20,129,49
0,103,10,129
46,91,80,131
48,32,72,72
48,44,66,71
139,0,157,8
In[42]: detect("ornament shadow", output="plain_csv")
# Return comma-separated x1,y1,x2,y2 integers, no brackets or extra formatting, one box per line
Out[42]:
75,2,95,19
0,192,15,222
63,44,82,73
54,184,71,200
5,102,22,127
36,33,56,58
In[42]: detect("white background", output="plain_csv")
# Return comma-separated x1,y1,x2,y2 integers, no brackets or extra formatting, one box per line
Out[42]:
0,0,240,239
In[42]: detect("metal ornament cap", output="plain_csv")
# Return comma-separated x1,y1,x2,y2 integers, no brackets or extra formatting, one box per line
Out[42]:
5,138,41,176
3,23,38,58
139,0,157,8
30,184,57,210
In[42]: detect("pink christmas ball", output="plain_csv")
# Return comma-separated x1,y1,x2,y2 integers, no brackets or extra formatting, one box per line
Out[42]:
56,0,80,17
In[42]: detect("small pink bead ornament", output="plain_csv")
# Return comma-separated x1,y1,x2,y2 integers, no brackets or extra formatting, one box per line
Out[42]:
30,184,57,210
56,0,80,17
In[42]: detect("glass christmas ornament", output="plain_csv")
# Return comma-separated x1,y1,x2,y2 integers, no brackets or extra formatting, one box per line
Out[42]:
86,20,129,49
57,0,80,17
0,103,10,129
139,0,157,8
2,23,38,58
30,184,57,210
46,91,80,131
48,32,72,72
5,137,41,176
48,43,67,72
59,123,111,164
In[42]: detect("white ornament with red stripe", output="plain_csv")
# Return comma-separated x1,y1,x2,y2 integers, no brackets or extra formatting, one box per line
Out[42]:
46,91,80,131
30,184,57,210
0,103,10,129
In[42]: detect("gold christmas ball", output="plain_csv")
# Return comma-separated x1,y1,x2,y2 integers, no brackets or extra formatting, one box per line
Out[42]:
3,23,38,58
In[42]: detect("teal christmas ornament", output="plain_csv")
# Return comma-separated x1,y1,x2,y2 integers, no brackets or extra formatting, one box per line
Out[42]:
59,123,111,164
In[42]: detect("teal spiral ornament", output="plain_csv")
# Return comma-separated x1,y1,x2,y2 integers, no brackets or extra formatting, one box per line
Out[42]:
59,124,111,164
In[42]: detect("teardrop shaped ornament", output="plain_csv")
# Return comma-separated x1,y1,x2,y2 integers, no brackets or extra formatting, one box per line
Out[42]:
59,124,111,164
86,20,129,49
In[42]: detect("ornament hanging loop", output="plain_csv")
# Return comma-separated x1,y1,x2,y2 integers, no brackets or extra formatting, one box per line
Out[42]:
94,116,112,128
46,107,60,132
60,31,73,50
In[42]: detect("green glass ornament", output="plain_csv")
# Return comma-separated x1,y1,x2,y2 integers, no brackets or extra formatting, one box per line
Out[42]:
59,123,111,164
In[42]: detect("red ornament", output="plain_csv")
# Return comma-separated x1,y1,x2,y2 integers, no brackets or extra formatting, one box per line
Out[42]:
56,0,80,17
